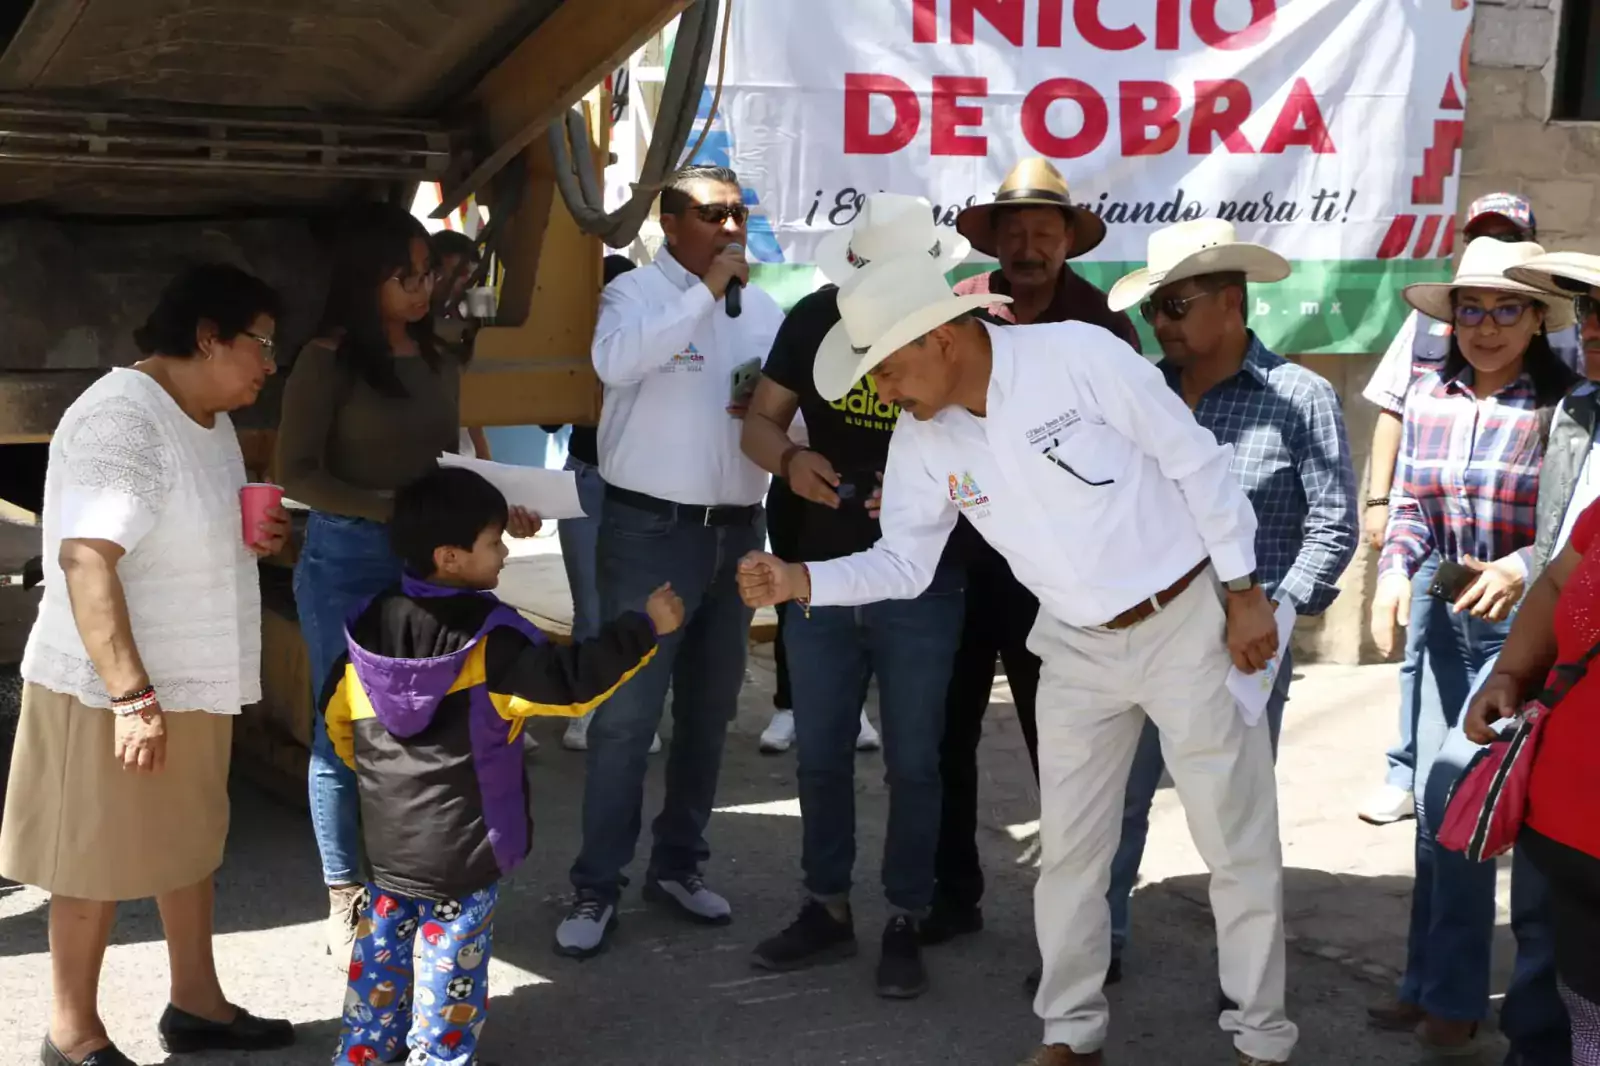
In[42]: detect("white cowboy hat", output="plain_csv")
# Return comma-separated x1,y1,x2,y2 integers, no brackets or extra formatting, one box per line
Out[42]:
1404,238,1575,331
813,253,1008,403
1106,219,1290,313
1504,251,1600,299
954,158,1106,259
815,193,971,286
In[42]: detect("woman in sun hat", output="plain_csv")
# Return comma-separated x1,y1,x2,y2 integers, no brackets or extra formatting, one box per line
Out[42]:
1467,248,1600,1064
1366,236,1578,1055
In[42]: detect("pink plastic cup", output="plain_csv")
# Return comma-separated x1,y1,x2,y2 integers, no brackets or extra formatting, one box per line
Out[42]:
240,483,286,549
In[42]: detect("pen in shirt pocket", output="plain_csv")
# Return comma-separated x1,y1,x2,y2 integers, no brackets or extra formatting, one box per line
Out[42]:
1040,442,1114,487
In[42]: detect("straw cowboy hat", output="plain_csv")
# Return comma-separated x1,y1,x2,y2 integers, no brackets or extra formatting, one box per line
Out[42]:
816,193,971,286
812,253,1008,403
1106,219,1290,314
1404,238,1575,331
954,158,1106,259
1504,250,1600,299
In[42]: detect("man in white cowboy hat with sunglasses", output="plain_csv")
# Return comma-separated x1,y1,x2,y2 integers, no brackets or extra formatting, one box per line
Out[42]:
739,193,974,998
734,252,1298,1066
1101,219,1359,996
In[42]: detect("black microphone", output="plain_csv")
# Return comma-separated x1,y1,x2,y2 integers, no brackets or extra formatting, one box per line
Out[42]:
724,241,744,319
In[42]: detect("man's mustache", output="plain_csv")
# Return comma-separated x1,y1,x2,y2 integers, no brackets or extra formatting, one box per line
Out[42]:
1012,259,1049,272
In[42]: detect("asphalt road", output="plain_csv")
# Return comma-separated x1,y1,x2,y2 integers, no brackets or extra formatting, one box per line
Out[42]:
0,659,1511,1065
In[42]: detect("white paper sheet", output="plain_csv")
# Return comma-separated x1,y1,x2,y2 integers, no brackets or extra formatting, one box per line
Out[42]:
1227,597,1298,728
436,453,587,520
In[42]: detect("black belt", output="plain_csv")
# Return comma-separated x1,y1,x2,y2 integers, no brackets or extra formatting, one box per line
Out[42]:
605,485,761,527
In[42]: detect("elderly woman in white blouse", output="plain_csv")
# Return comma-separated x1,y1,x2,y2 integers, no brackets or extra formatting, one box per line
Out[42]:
0,265,297,1066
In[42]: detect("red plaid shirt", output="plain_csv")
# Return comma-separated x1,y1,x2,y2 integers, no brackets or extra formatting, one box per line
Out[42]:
1381,369,1547,580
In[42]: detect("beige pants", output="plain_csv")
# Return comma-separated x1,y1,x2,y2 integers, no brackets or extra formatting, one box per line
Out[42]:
1028,573,1297,1062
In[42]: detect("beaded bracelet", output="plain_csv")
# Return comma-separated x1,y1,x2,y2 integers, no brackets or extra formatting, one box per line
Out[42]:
111,685,159,717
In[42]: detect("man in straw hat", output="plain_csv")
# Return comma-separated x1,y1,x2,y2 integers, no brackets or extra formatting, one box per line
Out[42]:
1101,219,1359,990
923,160,1142,953
1356,192,1584,828
734,254,1297,1066
737,193,972,997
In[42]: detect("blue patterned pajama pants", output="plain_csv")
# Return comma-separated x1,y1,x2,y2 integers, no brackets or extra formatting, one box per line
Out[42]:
335,884,497,1065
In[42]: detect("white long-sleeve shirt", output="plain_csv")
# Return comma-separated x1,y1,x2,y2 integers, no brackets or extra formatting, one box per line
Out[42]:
807,320,1259,628
593,248,784,507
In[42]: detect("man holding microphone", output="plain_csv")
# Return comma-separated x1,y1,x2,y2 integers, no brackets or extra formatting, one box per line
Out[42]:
554,165,785,959
735,251,1296,1066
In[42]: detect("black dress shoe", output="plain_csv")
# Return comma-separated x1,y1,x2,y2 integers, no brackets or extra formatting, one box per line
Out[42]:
41,1039,141,1066
157,1004,295,1054
919,900,984,946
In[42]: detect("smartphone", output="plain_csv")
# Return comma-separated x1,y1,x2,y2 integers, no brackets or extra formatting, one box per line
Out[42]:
1429,559,1478,603
729,358,761,406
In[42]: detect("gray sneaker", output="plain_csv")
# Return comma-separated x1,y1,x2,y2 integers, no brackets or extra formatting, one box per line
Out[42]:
643,874,732,925
554,892,617,958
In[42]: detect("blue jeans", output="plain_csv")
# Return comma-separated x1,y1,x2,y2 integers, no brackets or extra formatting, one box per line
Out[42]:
1399,579,1511,1022
1385,553,1436,791
1503,791,1572,1064
787,568,965,912
558,456,606,643
569,497,765,902
294,512,401,887
1107,649,1291,957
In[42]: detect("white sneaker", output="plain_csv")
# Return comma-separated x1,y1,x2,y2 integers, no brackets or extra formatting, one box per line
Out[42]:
554,891,617,958
856,710,881,752
761,710,796,754
1358,784,1416,825
563,712,661,754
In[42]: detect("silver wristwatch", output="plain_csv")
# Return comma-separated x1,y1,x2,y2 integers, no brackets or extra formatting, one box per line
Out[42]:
1224,572,1259,594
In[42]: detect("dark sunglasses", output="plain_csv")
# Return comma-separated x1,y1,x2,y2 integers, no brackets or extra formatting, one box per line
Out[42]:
1575,293,1600,325
692,203,750,226
1139,290,1217,325
1453,303,1532,328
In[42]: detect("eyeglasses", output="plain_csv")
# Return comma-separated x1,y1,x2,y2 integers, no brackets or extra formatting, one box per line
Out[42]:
242,331,277,358
692,203,750,226
389,271,437,294
1575,294,1599,325
1139,290,1218,325
1453,303,1532,328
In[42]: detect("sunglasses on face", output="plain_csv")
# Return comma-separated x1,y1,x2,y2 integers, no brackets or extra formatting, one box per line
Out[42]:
692,203,750,226
1453,303,1532,328
1575,294,1600,326
1139,290,1216,325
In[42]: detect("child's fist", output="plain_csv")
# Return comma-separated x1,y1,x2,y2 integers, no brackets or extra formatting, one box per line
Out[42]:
645,583,685,636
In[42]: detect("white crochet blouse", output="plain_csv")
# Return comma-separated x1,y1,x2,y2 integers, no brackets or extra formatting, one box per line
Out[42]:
22,369,262,714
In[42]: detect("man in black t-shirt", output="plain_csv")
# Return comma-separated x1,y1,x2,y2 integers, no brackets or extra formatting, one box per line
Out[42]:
738,194,970,999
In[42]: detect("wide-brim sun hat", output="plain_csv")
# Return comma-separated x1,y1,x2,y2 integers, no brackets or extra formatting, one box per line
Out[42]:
1106,219,1290,314
954,158,1106,260
812,252,1008,403
1504,251,1600,300
1404,238,1574,332
815,192,971,287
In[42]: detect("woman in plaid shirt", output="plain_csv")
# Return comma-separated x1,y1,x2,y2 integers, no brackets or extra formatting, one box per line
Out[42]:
1368,238,1578,1054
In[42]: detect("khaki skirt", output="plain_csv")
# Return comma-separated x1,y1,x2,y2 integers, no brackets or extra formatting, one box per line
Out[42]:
0,683,233,901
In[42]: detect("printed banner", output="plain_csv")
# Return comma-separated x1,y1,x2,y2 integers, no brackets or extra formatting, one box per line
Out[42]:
695,0,1476,354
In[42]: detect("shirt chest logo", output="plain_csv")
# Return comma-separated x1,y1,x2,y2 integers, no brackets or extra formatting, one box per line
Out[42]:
829,376,899,431
948,471,992,514
662,343,706,373
1025,410,1082,448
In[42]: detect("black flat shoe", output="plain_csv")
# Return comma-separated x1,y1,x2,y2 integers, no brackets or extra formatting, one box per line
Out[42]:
41,1038,141,1066
157,1004,295,1054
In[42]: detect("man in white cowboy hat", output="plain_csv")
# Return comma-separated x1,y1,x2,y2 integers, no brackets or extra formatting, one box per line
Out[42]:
925,162,1141,953
738,192,972,997
734,253,1298,1066
1357,192,1585,828
1101,218,1359,989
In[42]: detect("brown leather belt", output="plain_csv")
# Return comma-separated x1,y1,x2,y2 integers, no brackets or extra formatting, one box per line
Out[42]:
1100,560,1211,631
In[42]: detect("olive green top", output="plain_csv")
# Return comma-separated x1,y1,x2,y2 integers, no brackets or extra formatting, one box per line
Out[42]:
276,339,461,522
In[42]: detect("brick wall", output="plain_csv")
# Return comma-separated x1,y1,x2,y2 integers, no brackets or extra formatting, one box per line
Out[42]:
1462,0,1600,252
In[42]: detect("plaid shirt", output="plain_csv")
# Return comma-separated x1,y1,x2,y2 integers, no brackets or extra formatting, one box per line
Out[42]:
1381,368,1547,579
1160,335,1358,614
